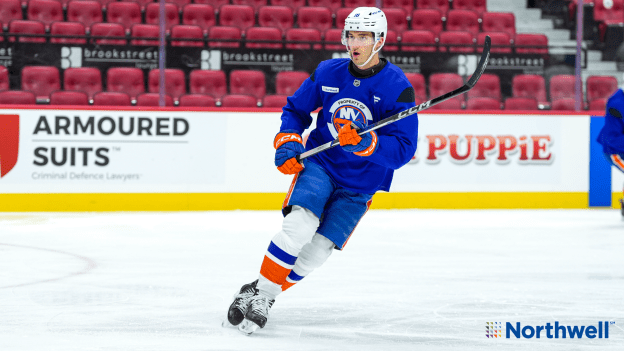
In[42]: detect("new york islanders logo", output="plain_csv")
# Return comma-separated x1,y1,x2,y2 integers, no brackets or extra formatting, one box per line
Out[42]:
327,98,373,138
0,114,19,178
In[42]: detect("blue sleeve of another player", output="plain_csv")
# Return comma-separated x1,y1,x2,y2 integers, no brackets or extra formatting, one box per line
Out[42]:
366,86,418,170
598,90,624,153
279,71,323,134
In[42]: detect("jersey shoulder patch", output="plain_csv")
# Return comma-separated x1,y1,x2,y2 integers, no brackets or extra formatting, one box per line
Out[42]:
396,87,415,103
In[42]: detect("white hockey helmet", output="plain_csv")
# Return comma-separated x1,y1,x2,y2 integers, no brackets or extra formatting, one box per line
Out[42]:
341,7,387,67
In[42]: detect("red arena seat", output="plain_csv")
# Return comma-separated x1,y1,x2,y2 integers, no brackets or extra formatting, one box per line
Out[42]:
428,99,462,110
411,9,443,37
586,75,618,102
504,97,538,110
551,98,576,110
335,8,355,29
167,0,191,7
221,94,257,107
50,91,89,105
9,20,45,43
0,65,8,90
270,0,305,11
182,4,215,35
231,0,267,12
107,67,145,99
218,5,255,34
416,0,449,17
285,28,321,50
130,24,159,46
482,12,516,39
262,94,287,108
401,30,436,52
50,22,86,44
148,68,186,100
0,90,36,104
404,73,427,101
189,69,227,98
446,9,479,37
515,33,548,54
549,75,578,101
106,2,142,33
21,66,60,100
27,0,63,29
452,0,487,17
63,67,102,99
466,97,500,110
67,1,102,30
382,8,408,34
297,7,332,32
171,25,204,47
178,94,216,107
135,93,175,106
308,0,342,14
324,29,343,51
229,70,266,100
512,74,547,104
478,32,512,54
344,0,376,7
439,31,474,53
275,71,308,96
145,3,179,31
246,27,282,49
383,0,414,14
384,29,398,51
90,23,126,45
588,98,607,111
594,0,624,40
429,73,464,107
92,91,131,106
467,73,501,101
194,0,228,9
208,26,241,48
122,0,155,11
258,6,293,35
0,0,23,29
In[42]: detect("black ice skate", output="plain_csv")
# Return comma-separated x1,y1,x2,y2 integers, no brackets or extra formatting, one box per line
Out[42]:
244,292,275,329
226,279,258,326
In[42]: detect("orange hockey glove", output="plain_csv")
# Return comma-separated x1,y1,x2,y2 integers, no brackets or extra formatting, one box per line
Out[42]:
274,131,305,175
336,118,378,157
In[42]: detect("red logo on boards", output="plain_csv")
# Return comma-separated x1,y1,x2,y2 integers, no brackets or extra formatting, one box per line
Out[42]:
0,114,19,178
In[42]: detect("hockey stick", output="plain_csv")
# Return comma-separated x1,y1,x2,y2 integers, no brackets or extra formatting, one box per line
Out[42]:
296,35,491,162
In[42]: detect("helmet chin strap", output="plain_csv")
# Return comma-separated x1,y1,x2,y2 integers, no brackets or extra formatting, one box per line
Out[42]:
349,39,384,68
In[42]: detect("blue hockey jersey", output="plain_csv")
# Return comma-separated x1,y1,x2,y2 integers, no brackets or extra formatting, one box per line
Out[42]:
597,89,624,154
279,58,418,194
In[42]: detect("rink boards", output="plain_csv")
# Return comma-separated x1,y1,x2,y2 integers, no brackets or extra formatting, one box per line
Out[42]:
0,107,619,211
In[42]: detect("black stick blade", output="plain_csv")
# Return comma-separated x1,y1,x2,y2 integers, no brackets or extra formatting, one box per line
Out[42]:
466,35,491,88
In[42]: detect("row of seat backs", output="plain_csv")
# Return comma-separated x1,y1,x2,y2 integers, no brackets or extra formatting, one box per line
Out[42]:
11,66,310,101
409,72,618,105
0,0,513,35
6,65,617,107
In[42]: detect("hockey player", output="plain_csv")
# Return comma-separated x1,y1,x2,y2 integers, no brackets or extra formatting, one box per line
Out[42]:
226,7,419,335
597,87,624,216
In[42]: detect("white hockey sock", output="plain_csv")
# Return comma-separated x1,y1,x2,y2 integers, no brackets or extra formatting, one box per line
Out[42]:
282,234,334,291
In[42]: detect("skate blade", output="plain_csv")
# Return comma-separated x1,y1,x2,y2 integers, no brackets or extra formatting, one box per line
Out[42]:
221,319,234,328
237,319,259,336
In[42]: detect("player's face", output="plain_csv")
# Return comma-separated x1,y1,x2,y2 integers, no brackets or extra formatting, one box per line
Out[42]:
347,31,378,67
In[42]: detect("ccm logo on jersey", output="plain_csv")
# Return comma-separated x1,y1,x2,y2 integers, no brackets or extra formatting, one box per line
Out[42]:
322,86,339,93
274,133,303,149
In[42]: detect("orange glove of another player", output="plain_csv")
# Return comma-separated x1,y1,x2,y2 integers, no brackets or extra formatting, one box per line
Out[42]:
274,130,305,175
336,118,378,157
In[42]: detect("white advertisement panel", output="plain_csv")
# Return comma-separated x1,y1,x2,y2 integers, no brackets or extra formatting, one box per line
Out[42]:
0,110,590,194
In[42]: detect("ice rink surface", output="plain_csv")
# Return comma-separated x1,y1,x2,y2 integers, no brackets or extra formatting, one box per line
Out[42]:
1,209,623,351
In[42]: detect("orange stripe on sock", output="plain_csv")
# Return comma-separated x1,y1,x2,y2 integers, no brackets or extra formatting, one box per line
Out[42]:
259,255,291,285
281,281,296,291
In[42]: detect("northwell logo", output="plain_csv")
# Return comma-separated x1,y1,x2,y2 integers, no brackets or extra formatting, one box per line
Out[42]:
487,321,613,339
0,114,19,178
